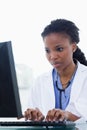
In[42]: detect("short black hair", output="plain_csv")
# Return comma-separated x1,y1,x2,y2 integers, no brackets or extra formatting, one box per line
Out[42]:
41,19,80,43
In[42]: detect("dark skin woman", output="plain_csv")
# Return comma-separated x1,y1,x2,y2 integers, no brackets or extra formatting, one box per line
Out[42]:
24,19,87,122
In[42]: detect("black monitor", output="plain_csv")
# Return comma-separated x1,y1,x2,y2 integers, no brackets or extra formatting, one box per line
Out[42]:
0,41,23,118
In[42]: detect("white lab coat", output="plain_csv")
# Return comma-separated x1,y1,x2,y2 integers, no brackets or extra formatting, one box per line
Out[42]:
28,62,87,120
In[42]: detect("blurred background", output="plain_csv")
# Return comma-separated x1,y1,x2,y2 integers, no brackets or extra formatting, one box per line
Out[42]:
0,0,87,113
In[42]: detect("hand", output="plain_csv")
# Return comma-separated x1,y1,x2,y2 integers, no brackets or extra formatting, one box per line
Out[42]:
46,109,65,121
46,108,80,121
24,108,45,121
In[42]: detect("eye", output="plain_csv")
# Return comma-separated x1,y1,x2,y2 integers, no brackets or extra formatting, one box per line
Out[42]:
56,47,64,52
45,48,50,53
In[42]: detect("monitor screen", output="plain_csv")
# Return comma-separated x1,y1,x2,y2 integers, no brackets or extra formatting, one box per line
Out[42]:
0,41,23,118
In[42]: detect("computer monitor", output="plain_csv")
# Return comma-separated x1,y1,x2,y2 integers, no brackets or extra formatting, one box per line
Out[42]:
0,41,23,118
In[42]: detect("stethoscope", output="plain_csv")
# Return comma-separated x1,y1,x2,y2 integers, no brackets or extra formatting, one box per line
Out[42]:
55,62,77,109
55,81,71,109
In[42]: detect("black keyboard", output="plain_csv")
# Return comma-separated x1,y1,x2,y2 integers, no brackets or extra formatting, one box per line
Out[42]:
0,120,75,127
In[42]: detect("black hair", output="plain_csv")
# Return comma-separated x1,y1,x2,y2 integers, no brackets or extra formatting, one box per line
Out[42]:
73,47,87,66
41,19,87,66
41,19,80,43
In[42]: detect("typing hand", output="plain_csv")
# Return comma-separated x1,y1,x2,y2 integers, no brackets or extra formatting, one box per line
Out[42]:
46,108,80,122
24,108,45,121
46,109,66,121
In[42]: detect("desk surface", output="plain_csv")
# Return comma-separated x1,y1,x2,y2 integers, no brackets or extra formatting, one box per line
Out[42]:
0,127,76,130
0,123,87,130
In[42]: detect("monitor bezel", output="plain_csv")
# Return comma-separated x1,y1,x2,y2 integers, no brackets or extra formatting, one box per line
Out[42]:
0,41,23,118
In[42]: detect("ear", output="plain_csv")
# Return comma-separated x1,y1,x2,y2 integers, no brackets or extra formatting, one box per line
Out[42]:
72,43,77,53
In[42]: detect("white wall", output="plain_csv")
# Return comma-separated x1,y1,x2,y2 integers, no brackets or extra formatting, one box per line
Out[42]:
0,0,87,78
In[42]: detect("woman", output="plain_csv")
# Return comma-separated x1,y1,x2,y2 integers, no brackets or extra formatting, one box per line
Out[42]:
24,19,87,122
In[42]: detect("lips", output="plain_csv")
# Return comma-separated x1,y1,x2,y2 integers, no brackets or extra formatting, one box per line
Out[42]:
51,61,61,67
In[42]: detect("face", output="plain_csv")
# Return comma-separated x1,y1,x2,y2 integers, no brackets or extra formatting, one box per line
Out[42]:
43,33,77,72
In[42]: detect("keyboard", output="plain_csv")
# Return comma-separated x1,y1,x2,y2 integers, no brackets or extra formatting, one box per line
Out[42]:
0,120,75,127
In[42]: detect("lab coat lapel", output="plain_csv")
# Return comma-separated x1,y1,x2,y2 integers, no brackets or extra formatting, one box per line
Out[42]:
70,63,86,101
41,71,55,115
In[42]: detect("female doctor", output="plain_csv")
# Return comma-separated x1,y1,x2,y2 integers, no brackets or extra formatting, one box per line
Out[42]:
24,19,87,122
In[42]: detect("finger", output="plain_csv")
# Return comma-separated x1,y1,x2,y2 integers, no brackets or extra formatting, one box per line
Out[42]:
24,109,33,120
59,115,65,121
30,110,38,121
46,110,51,121
37,110,45,121
46,109,56,121
53,111,61,120
35,108,45,121
38,114,45,121
54,110,65,121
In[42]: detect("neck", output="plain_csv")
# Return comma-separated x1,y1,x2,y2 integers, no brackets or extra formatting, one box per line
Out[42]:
57,61,77,88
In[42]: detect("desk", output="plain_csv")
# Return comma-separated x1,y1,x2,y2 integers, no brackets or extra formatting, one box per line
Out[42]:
0,127,76,130
0,123,87,130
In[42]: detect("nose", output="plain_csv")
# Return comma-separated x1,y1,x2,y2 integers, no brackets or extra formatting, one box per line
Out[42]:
49,51,58,60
